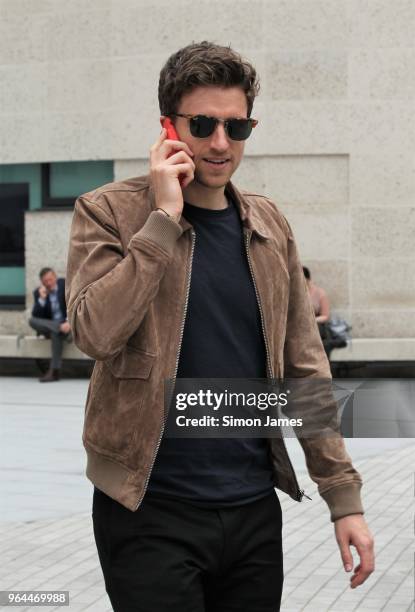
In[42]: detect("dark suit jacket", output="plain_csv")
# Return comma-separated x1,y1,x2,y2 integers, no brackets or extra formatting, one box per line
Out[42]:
31,277,67,321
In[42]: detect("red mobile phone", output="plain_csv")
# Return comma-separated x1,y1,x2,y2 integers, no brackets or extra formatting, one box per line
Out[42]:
163,117,179,141
162,117,185,186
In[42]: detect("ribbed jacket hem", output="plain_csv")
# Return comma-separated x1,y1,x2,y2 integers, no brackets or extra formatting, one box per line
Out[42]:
321,482,364,522
86,448,141,512
131,210,183,257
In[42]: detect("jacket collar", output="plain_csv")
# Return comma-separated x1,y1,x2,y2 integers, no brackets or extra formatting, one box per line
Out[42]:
148,176,270,240
225,181,271,240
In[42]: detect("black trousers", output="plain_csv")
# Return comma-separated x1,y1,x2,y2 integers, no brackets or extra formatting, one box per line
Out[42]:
92,488,284,612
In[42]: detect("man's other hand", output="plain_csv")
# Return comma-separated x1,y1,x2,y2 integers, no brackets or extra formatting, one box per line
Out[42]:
335,514,374,588
60,321,71,334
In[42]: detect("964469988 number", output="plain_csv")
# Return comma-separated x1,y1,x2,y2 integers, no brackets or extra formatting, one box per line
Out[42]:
0,591,69,606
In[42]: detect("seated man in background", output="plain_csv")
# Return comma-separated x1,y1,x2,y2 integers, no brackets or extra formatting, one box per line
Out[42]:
29,267,71,382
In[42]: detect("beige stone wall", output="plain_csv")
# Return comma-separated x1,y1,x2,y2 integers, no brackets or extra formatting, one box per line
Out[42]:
18,210,74,335
1,0,414,338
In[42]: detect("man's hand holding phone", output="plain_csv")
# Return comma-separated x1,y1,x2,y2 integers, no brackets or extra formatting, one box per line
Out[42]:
149,122,195,222
38,285,48,300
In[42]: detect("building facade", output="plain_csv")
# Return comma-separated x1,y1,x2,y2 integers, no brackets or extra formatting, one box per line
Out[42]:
1,0,414,341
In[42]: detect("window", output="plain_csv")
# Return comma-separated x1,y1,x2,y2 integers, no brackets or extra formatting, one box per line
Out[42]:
0,183,29,267
0,161,113,307
0,164,41,307
42,161,113,208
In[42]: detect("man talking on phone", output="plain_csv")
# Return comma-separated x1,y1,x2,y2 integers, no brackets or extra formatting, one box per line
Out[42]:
66,41,374,611
29,267,71,382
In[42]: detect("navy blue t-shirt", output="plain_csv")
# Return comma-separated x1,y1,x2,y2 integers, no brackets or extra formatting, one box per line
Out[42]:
147,197,274,506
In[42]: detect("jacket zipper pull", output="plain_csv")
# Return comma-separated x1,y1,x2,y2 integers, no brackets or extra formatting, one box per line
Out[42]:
300,489,312,501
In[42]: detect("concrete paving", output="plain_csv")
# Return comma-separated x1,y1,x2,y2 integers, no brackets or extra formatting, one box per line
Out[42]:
0,376,414,611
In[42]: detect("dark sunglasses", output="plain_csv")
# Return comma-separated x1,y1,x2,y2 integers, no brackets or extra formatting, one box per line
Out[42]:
170,113,258,141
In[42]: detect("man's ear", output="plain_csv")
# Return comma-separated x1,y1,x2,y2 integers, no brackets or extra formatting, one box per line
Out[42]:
160,116,166,128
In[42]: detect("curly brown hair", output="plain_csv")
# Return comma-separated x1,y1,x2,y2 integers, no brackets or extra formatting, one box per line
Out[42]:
158,41,260,118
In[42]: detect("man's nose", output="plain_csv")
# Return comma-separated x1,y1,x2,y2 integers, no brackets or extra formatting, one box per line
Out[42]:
209,122,230,151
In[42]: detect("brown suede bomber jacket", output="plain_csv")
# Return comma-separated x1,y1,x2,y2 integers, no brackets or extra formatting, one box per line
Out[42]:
65,175,364,522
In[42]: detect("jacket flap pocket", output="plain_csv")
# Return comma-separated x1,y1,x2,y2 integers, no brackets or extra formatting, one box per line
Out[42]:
106,346,155,379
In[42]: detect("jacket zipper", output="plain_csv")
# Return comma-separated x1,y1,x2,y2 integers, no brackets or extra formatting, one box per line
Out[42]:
244,229,306,502
134,229,196,510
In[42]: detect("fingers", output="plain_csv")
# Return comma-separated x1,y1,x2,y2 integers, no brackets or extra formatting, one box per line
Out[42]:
335,515,375,590
338,538,374,588
164,139,194,159
350,563,362,589
351,566,372,589
165,150,195,170
340,546,373,589
338,538,354,574
172,162,195,187
149,129,195,200
350,543,375,588
180,169,195,190
150,132,194,160
152,156,194,179
152,148,195,185
151,127,167,149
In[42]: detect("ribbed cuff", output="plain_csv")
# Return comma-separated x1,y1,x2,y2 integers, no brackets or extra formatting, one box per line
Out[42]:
320,482,364,522
132,210,183,257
